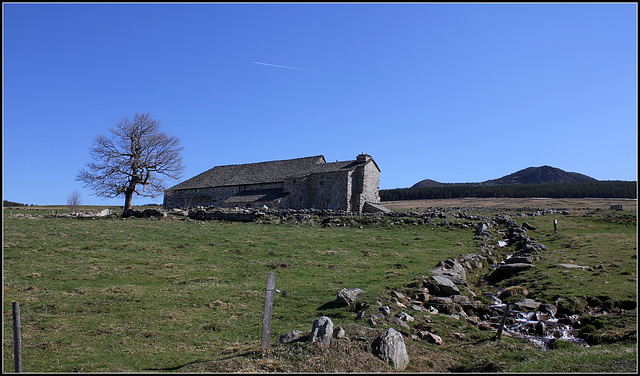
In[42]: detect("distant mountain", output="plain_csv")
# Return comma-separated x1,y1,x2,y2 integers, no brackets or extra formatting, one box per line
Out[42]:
413,166,598,188
483,166,598,185
411,179,448,188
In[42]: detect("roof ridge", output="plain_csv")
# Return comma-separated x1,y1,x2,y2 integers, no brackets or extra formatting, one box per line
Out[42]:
211,155,325,169
168,155,329,190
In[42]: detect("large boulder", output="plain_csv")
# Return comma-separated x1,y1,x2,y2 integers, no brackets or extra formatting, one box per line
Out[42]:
509,232,548,253
515,298,541,311
308,316,334,346
121,208,144,218
430,258,467,285
94,208,111,217
363,202,391,214
142,208,166,218
424,275,461,296
337,288,365,306
485,263,534,283
372,328,409,371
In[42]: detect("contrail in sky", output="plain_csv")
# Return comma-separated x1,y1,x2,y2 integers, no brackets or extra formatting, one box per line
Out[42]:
252,61,321,73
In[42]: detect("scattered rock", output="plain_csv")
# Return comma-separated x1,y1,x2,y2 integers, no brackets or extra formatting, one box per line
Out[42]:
378,306,391,316
333,326,346,339
425,296,456,314
506,253,534,264
279,330,305,344
558,263,589,270
388,316,411,330
391,290,408,302
476,222,492,237
397,312,415,322
537,303,558,317
418,330,443,345
452,295,471,305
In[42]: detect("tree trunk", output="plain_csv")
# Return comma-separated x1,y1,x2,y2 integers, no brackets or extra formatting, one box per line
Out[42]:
123,190,134,212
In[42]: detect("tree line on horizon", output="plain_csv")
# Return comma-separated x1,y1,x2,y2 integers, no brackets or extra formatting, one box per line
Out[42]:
379,181,637,201
3,200,28,207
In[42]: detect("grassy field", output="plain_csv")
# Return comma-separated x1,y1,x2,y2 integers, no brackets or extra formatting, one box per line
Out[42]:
2,199,637,373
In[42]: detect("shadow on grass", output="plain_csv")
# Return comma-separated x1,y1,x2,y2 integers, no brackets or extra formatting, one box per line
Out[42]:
448,360,504,373
317,300,348,310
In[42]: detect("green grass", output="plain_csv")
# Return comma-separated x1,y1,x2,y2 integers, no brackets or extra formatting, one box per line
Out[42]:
2,204,637,373
507,343,638,373
491,209,637,304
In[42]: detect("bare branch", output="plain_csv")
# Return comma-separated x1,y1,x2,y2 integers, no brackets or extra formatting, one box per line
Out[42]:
76,113,184,210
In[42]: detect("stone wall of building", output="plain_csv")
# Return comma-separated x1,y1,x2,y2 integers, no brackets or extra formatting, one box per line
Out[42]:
305,171,350,211
163,155,381,213
361,161,381,204
281,171,351,211
348,159,380,213
163,186,236,209
164,182,284,209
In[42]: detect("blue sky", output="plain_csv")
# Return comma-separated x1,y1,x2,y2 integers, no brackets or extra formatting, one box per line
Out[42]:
2,3,637,206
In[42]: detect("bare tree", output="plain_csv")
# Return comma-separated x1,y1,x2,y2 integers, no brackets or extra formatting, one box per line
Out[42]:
67,189,82,214
77,113,184,212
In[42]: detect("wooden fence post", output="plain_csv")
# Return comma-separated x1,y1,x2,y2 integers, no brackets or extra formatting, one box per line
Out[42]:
261,272,276,350
13,301,22,372
495,302,511,341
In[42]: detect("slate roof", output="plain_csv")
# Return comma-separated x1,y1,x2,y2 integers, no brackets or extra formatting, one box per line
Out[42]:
167,155,378,191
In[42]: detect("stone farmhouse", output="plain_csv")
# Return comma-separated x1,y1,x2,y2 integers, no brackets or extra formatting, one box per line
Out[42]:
163,153,387,213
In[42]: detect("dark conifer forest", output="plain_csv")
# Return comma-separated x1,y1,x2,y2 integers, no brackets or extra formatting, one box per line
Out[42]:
380,181,637,201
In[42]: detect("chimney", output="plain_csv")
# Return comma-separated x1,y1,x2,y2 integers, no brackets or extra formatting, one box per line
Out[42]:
356,153,372,162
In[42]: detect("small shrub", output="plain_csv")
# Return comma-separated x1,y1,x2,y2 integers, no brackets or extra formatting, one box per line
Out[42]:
556,297,588,315
580,315,605,329
579,324,597,335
